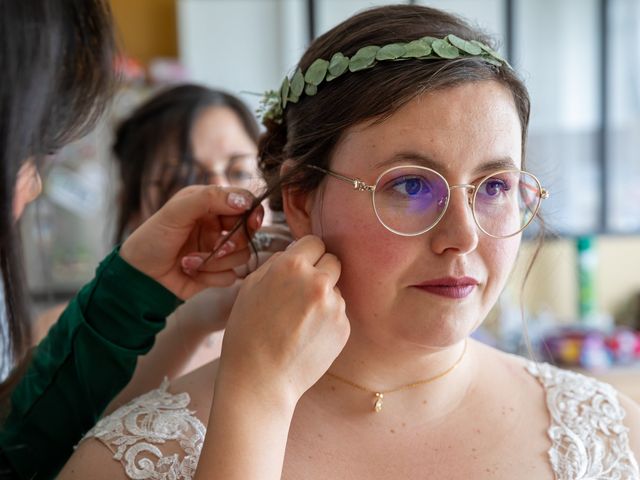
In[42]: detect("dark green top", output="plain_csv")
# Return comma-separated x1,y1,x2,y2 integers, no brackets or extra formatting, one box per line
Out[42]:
0,248,182,479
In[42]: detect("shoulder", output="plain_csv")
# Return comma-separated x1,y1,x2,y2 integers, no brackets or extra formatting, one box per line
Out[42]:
470,340,544,393
58,361,219,480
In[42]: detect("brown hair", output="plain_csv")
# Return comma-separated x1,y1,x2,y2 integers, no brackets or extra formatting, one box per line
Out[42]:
258,4,530,211
1,0,116,400
112,84,259,243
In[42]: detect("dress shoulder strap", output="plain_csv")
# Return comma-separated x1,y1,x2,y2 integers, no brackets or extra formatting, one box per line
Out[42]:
526,361,640,479
82,379,206,480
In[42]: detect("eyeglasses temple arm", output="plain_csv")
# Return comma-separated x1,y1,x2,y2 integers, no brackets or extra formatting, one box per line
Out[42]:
520,181,550,200
308,165,374,191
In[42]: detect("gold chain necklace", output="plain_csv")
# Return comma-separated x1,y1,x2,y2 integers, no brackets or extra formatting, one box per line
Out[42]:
326,339,468,413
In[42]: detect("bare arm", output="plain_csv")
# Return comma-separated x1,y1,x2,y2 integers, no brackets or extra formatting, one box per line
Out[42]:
193,236,350,479
195,371,297,479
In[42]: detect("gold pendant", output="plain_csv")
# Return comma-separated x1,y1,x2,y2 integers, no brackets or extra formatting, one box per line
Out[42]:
373,393,384,413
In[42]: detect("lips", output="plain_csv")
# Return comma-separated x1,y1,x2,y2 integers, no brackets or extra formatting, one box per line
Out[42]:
412,277,479,299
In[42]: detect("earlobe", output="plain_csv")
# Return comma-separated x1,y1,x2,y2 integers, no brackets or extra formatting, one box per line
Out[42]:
281,162,315,240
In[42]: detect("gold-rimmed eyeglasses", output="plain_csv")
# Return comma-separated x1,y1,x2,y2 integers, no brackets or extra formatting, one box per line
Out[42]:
309,164,549,239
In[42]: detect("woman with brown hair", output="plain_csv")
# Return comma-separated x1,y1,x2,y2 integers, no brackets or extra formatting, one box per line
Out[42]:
0,3,262,479
62,4,640,479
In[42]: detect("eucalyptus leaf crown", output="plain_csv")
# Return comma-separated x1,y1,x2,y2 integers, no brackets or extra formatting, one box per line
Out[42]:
258,34,509,125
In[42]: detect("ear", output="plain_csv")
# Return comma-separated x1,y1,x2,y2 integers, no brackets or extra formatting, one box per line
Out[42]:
281,161,316,239
13,160,42,221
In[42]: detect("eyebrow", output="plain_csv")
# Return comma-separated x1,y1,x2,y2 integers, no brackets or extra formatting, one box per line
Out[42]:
373,151,519,176
228,153,258,164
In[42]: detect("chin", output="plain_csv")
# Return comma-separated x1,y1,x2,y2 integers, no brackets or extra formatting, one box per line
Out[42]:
394,315,476,350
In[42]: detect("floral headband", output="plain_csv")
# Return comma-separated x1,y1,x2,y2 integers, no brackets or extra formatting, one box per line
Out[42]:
258,34,509,126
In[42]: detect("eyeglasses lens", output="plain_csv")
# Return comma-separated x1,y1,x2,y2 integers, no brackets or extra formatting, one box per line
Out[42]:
372,167,541,237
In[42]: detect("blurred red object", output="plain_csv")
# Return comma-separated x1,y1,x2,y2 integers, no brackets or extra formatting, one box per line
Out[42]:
114,55,146,84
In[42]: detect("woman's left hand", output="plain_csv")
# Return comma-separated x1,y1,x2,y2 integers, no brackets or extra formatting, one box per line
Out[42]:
120,185,263,300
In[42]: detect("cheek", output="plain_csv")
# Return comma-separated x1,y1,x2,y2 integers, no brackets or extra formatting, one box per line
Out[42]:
483,237,520,290
312,193,409,293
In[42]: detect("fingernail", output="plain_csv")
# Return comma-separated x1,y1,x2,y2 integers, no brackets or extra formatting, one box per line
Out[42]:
181,256,204,271
253,211,263,229
228,192,251,210
214,240,236,258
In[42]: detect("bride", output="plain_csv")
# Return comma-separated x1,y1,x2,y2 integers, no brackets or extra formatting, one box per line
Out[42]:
60,4,640,479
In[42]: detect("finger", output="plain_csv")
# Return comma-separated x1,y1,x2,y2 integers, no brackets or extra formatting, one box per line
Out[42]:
200,248,251,272
182,248,251,274
192,215,254,257
220,204,264,233
314,253,342,286
196,217,246,253
283,235,326,266
160,186,256,230
199,205,264,256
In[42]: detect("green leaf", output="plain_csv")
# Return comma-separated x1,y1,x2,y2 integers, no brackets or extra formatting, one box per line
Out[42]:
471,40,507,63
420,36,439,47
402,39,431,58
432,39,459,59
349,46,380,72
326,73,337,81
376,43,406,60
304,58,329,86
304,83,318,96
280,78,290,108
328,52,349,78
447,34,482,55
289,68,305,99
482,56,503,67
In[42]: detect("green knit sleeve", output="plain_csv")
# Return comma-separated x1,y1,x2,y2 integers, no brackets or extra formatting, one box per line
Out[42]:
0,247,182,479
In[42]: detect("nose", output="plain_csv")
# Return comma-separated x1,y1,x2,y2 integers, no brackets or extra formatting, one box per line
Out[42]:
208,171,230,187
429,186,479,255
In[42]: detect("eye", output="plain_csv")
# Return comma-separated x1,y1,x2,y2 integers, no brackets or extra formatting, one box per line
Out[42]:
390,176,432,197
227,169,254,182
481,178,510,197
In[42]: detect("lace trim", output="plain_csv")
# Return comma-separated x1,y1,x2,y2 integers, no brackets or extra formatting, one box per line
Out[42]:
83,378,206,480
83,367,640,480
527,361,640,480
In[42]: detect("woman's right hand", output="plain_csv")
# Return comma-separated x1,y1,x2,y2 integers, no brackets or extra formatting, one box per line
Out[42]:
216,235,350,408
120,185,262,301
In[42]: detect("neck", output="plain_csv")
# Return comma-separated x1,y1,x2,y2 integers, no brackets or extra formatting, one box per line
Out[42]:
310,333,477,421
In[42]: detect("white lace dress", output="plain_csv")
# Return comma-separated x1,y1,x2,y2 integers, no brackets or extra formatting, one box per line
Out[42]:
82,362,640,479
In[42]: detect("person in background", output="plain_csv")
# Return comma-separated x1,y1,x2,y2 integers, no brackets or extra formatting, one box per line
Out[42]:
0,2,263,479
104,84,290,410
62,4,640,480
